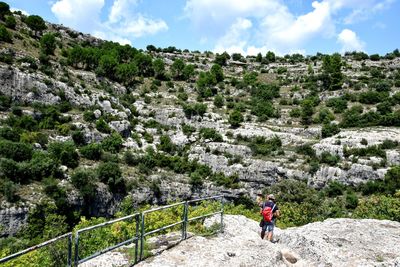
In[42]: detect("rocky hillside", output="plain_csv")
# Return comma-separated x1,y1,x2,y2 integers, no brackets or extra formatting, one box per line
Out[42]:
86,215,400,267
0,4,399,244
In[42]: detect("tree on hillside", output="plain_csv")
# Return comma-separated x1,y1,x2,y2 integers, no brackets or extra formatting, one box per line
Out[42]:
152,58,165,80
210,64,224,83
26,15,47,36
214,52,230,66
183,64,195,81
0,1,10,20
321,53,343,91
40,33,56,55
171,58,185,80
115,62,138,85
229,109,244,127
265,51,276,63
0,24,12,43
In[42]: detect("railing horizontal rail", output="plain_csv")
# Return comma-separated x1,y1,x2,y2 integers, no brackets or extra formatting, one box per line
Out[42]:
77,213,139,234
0,232,72,264
187,211,222,223
78,236,139,264
144,220,184,237
187,195,223,203
143,201,186,214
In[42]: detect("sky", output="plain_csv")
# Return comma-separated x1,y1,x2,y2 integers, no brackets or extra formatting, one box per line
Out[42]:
7,0,400,56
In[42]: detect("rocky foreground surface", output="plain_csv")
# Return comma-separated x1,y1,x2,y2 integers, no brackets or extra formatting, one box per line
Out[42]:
85,215,400,267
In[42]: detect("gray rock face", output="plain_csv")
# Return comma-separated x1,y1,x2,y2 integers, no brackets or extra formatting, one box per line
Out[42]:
0,207,29,237
109,120,131,138
135,215,400,267
310,164,387,187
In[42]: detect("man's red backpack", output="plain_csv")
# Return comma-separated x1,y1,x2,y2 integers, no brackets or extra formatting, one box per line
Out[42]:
261,203,276,223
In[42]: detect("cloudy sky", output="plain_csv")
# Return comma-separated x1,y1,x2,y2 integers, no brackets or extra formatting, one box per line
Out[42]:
8,0,400,55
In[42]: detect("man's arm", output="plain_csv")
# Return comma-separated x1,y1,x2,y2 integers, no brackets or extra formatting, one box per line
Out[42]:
274,209,280,218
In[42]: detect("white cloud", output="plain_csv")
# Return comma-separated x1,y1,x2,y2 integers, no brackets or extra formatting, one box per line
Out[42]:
337,29,365,52
214,18,252,54
108,0,138,23
11,7,29,16
185,0,390,55
51,0,168,45
342,0,395,24
51,0,104,32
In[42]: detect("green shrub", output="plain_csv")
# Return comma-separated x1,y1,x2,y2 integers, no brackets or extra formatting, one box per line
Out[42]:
319,152,340,166
1,179,19,202
96,119,111,133
0,127,20,142
0,93,11,111
324,181,345,197
182,124,196,136
0,24,12,42
199,128,223,142
321,123,340,138
228,110,244,127
248,136,282,156
182,103,207,118
25,15,47,35
353,195,400,221
0,158,23,183
157,135,176,154
211,172,240,189
345,191,359,209
72,130,86,146
40,33,56,55
289,108,301,118
48,141,79,168
71,168,96,200
97,162,125,193
101,132,123,153
28,151,60,181
315,108,335,124
19,132,48,147
5,15,16,29
296,144,316,158
123,150,139,166
83,110,96,122
326,97,347,113
189,171,203,188
80,143,103,160
0,139,33,162
213,95,224,108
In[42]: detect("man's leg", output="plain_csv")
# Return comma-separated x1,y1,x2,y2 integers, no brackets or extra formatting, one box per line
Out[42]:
261,227,266,239
266,224,274,242
267,230,273,241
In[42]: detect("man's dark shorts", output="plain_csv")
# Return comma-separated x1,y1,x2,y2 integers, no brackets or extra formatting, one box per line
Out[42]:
262,222,274,232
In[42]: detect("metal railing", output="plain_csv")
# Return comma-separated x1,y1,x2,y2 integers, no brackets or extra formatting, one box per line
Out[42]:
74,213,140,266
0,232,72,266
0,195,224,266
139,195,224,260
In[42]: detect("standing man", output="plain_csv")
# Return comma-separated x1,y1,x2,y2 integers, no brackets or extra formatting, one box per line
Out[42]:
260,194,280,242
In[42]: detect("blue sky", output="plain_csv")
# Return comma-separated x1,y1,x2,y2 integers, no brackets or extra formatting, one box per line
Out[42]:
7,0,400,55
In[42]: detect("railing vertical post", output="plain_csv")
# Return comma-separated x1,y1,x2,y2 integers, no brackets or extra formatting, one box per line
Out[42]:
67,234,72,267
139,213,145,261
134,214,140,264
182,202,188,240
74,232,79,266
220,197,224,233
